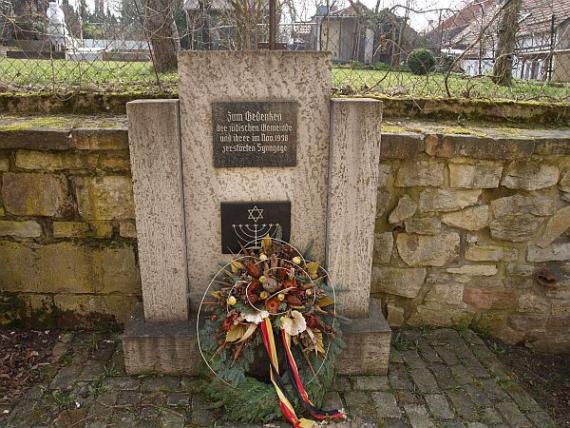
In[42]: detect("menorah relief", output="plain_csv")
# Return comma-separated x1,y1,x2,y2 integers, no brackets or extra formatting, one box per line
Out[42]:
221,202,291,253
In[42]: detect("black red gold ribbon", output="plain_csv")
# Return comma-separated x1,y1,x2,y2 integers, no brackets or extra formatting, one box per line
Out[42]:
260,318,346,427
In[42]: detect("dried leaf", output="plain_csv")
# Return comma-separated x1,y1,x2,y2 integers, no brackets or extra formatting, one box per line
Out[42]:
306,262,319,279
230,260,245,273
261,234,272,251
313,330,325,355
317,295,334,307
237,323,258,343
225,324,247,343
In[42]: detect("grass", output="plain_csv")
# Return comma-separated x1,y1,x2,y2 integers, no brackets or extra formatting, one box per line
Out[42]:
332,67,570,102
1,57,569,102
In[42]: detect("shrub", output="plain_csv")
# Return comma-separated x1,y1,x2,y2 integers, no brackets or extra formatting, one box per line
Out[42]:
407,49,436,75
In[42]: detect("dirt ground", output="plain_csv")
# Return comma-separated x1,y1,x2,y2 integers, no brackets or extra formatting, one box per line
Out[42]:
483,336,570,427
0,330,61,415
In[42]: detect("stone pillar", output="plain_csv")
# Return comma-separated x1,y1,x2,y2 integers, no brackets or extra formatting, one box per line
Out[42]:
327,98,382,318
127,99,189,321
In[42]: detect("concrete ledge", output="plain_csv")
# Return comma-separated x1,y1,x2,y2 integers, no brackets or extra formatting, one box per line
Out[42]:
121,306,201,375
336,300,392,375
0,128,128,151
123,301,392,376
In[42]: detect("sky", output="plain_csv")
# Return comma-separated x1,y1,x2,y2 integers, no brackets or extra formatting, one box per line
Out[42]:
63,0,466,32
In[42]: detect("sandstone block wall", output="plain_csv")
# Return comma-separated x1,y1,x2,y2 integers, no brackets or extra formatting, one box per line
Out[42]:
374,132,570,352
0,128,141,327
1,123,569,352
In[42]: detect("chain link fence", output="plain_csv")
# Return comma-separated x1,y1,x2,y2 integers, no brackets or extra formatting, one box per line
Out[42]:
1,0,569,102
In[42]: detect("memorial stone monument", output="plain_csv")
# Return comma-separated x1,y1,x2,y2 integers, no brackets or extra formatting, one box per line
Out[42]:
123,51,391,376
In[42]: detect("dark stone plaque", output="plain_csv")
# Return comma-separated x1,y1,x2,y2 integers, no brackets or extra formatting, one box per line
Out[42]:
212,101,297,168
220,201,291,253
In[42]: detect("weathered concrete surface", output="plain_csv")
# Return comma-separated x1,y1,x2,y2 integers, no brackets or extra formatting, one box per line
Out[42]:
327,98,382,318
127,100,189,322
178,51,332,307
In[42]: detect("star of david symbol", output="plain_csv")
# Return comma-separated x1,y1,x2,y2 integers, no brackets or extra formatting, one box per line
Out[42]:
247,205,264,223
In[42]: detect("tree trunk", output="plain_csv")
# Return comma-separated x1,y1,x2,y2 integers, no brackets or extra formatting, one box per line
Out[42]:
145,0,178,72
492,0,522,86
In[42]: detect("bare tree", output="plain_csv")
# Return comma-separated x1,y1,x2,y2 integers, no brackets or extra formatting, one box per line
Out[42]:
492,0,521,86
144,0,178,72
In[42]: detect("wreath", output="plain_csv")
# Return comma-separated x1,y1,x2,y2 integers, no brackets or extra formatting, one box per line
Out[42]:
197,237,346,426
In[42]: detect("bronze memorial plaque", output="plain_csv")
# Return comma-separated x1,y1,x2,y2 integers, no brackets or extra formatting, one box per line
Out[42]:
212,101,297,167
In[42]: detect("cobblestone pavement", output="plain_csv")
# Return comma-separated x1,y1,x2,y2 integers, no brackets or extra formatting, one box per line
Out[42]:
2,328,557,428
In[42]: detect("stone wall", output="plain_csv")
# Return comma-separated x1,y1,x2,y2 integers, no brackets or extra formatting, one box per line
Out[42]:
1,122,569,352
374,131,570,352
0,128,141,327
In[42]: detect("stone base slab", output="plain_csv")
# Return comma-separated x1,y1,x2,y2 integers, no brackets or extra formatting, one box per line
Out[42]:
122,301,391,376
122,306,201,375
336,300,392,375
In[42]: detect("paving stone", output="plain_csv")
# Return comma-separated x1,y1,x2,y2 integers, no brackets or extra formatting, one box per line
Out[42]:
430,364,457,390
468,345,497,364
395,390,424,406
464,362,491,379
323,392,343,409
372,391,401,419
383,418,411,428
404,404,436,428
110,409,137,425
53,408,89,428
116,390,142,406
401,350,426,368
479,407,503,425
424,328,461,344
136,406,161,425
526,411,556,428
417,340,442,364
78,361,105,381
354,376,390,391
179,376,203,393
344,391,370,408
424,394,454,420
390,348,404,363
409,369,440,394
461,330,486,347
433,345,460,366
331,376,352,392
462,384,492,407
166,392,190,408
450,365,474,385
495,401,532,427
49,365,81,390
445,390,478,421
191,406,217,427
389,364,414,390
102,376,140,391
504,385,542,411
478,379,511,402
85,421,110,428
439,422,465,428
141,375,181,392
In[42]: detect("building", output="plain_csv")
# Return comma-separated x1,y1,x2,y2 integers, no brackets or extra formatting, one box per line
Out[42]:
311,1,419,65
430,0,570,82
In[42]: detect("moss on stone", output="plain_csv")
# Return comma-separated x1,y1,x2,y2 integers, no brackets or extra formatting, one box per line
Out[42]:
0,117,69,131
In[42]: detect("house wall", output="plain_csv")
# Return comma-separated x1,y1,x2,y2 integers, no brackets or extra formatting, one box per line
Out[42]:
0,122,569,353
321,19,359,63
553,52,570,82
